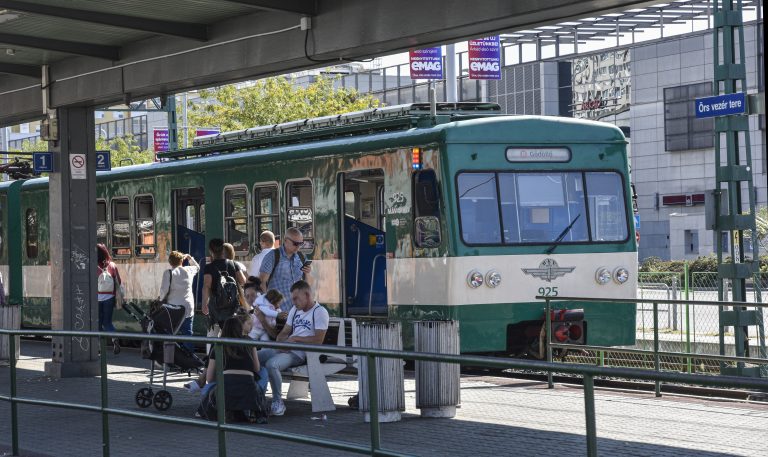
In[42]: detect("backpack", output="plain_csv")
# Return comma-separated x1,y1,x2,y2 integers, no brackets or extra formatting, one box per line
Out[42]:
266,249,306,288
98,265,115,294
210,260,241,324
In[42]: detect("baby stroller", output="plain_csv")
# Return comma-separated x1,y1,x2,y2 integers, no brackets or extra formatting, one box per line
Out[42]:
123,302,205,411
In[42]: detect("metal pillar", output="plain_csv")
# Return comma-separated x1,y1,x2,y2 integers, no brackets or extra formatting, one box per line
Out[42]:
712,1,764,377
446,44,458,103
44,107,100,378
164,95,178,151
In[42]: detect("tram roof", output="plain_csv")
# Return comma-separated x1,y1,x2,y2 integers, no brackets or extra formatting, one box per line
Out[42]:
3,114,625,192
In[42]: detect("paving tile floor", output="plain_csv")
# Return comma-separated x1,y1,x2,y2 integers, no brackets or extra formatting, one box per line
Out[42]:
0,340,766,457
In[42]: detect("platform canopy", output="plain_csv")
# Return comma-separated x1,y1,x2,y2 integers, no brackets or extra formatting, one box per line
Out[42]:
0,0,671,125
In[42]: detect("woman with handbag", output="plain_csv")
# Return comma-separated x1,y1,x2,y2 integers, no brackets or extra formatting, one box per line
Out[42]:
157,251,200,351
97,243,124,354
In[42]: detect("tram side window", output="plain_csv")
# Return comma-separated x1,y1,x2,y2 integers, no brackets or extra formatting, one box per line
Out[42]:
25,208,38,259
111,198,131,257
254,185,280,247
585,172,628,242
286,180,314,251
224,187,249,254
413,170,442,247
96,200,108,247
135,195,156,256
457,173,501,244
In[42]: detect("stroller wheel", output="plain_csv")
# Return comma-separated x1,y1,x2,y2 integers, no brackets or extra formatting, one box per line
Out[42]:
135,388,153,408
153,390,173,411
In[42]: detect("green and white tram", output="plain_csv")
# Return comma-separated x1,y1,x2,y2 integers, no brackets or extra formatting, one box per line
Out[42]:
0,103,636,355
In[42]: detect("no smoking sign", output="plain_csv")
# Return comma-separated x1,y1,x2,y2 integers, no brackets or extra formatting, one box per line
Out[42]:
70,153,87,180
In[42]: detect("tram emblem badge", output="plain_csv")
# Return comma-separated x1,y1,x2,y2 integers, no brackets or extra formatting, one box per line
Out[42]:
522,258,575,282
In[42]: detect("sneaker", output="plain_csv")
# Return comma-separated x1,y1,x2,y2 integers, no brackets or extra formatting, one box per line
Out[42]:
184,381,201,393
270,399,286,416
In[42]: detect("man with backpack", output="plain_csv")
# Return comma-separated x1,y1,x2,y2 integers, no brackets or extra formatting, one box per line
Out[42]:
202,238,247,330
258,227,312,313
257,280,328,416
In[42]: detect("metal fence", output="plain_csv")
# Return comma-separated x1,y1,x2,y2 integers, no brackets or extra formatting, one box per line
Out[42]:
3,329,768,457
544,295,768,387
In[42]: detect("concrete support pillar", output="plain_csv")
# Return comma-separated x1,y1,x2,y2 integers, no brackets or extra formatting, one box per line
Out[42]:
445,44,458,103
44,106,99,378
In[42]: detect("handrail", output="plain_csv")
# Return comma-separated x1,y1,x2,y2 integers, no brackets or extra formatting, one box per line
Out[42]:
368,253,386,315
351,224,361,300
3,328,768,457
539,295,768,308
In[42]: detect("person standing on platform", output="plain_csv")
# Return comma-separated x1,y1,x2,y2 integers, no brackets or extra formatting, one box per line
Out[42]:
96,243,123,354
157,251,200,351
258,227,312,313
223,243,248,282
248,231,276,288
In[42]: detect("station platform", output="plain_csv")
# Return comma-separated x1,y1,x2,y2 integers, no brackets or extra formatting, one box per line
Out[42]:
1,341,766,457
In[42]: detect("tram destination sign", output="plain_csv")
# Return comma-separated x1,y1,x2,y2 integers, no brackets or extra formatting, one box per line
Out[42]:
695,92,746,118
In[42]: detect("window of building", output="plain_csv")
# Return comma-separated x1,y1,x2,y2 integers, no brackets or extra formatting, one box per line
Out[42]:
111,198,131,257
135,195,156,256
286,180,314,251
253,184,280,247
685,230,699,255
96,199,108,247
224,186,249,254
664,82,714,151
25,208,38,259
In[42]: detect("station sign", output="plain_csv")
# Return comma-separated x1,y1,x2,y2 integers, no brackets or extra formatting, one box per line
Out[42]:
468,36,501,80
96,150,111,171
32,152,53,173
694,92,746,118
409,47,443,80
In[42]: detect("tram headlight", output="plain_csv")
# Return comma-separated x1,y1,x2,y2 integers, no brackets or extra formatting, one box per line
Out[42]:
467,270,484,288
485,270,502,288
613,267,629,284
595,267,611,285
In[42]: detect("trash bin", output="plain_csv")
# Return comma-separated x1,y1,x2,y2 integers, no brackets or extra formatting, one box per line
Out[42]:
414,320,460,418
0,272,20,365
358,322,405,423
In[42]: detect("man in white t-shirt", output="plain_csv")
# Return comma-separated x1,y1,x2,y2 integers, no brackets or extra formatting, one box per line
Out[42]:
248,230,276,284
257,280,329,416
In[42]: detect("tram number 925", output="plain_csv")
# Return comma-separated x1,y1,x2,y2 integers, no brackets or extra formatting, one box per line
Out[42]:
538,287,559,297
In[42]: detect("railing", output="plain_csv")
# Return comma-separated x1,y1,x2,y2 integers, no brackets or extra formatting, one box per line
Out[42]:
542,296,768,397
2,328,768,457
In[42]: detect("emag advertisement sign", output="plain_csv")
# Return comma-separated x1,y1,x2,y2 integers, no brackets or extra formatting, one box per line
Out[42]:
409,47,443,79
468,36,501,80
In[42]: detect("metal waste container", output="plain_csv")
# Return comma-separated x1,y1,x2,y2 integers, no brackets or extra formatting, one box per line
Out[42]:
358,322,405,423
0,272,20,365
414,320,460,418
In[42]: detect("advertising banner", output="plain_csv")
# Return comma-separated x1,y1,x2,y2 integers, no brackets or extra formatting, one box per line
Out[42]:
468,36,501,80
409,47,443,79
195,128,220,138
153,128,169,152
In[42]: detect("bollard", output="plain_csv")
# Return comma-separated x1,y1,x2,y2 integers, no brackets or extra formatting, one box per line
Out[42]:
414,320,460,418
358,322,405,423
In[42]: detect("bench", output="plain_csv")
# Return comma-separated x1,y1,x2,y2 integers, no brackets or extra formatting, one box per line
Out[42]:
280,317,358,413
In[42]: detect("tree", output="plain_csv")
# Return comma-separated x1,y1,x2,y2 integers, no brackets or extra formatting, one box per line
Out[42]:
184,75,381,141
756,205,768,252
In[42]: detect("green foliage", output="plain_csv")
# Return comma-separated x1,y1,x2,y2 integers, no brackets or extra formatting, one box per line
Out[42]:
640,254,768,286
183,75,381,142
96,134,153,168
17,138,48,152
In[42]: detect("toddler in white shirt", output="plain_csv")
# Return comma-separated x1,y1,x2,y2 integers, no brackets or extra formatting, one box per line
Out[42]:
249,289,283,341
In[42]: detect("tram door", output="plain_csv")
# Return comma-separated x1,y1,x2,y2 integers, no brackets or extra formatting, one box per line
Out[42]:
340,169,388,316
172,187,206,304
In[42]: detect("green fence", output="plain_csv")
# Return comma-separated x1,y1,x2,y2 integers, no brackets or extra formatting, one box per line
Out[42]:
3,329,768,457
543,296,768,390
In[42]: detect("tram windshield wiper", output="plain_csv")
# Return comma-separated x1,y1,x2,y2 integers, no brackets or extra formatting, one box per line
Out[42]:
545,213,581,255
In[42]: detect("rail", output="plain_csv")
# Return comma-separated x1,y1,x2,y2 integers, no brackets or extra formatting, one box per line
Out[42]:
541,295,768,397
2,328,768,457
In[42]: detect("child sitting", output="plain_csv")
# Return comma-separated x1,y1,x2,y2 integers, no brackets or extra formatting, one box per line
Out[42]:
248,289,283,341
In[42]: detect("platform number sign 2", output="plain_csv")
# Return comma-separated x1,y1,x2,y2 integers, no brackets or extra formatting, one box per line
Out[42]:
32,152,54,173
95,150,111,171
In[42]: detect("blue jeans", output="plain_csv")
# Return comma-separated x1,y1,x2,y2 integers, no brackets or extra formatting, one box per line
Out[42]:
179,316,194,351
98,298,116,332
257,349,303,400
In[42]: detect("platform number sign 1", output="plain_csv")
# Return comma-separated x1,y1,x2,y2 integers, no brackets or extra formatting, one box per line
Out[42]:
95,150,111,171
32,152,54,173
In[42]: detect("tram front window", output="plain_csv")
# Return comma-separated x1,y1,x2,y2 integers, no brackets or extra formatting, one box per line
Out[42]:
457,171,628,246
